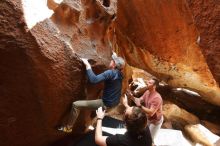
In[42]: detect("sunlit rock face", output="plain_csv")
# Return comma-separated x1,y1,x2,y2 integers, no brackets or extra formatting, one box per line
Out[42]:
163,103,199,126
115,0,220,106
0,0,220,146
22,0,54,28
187,0,220,84
0,0,116,146
185,124,220,146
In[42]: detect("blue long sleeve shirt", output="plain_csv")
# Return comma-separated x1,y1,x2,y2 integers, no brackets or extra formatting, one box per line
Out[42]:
86,69,123,107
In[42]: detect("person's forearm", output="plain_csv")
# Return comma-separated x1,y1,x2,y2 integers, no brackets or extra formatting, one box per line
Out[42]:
123,101,129,108
95,119,103,140
128,93,140,106
86,69,104,83
141,106,153,116
85,64,91,70
127,91,142,106
95,119,107,146
133,97,141,106
86,69,97,82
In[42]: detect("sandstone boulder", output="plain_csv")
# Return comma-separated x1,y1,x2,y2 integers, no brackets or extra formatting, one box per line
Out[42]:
0,0,117,146
115,0,220,106
187,0,220,84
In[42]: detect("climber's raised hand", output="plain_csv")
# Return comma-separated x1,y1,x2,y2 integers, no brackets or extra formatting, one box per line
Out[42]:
81,58,91,70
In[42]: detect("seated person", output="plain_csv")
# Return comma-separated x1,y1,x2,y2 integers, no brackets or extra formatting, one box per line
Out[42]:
95,95,152,146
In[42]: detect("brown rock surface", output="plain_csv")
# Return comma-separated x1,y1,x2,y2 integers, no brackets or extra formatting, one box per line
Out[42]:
201,121,220,136
0,1,84,146
1,0,220,146
161,86,220,127
0,0,117,146
163,103,199,129
187,0,220,84
185,124,216,146
115,0,220,106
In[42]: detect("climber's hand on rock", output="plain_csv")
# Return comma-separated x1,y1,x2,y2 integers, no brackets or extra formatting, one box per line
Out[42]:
81,58,88,64
112,51,117,57
81,58,91,70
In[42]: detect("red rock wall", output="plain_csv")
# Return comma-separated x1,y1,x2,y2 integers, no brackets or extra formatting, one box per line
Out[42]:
0,0,116,146
0,0,219,145
115,0,220,106
187,0,220,84
0,1,85,146
0,1,47,146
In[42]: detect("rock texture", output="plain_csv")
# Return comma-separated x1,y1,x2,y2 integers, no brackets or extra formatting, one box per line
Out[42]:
115,0,220,106
163,103,199,127
117,0,220,105
1,0,220,146
0,0,116,146
187,0,220,84
185,124,219,146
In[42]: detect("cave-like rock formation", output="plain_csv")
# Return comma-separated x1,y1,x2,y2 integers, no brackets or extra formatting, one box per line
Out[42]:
187,0,220,84
0,0,115,146
0,0,219,146
115,0,220,106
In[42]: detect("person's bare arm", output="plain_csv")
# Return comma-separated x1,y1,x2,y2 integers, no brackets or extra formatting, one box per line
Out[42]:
141,98,161,117
140,106,155,116
126,90,143,106
95,107,108,146
122,94,130,108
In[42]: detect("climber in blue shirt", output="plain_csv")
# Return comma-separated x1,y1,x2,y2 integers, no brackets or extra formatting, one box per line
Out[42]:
58,52,125,133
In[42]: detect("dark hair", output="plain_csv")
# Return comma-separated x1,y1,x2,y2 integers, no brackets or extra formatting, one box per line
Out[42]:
124,107,148,137
152,78,159,88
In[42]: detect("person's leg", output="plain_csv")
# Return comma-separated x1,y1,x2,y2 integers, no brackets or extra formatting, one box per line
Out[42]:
73,99,104,109
149,116,164,141
65,99,104,129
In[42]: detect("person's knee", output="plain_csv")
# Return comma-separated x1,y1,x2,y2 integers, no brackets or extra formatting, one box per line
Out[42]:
72,101,78,107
